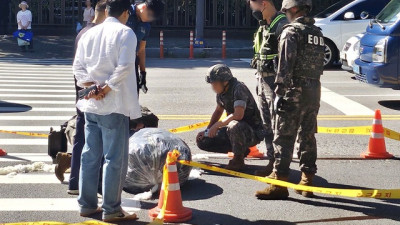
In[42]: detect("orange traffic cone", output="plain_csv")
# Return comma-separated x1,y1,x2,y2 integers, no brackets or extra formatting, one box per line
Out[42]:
0,149,7,156
361,110,394,159
149,154,192,223
228,146,264,158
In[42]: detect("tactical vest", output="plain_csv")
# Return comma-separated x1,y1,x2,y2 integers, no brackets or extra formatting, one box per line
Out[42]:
288,21,325,80
253,14,287,73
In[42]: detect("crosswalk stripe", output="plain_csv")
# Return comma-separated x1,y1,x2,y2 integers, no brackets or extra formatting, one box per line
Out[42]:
0,89,75,93
0,84,73,88
0,174,64,184
0,139,48,145
0,76,73,80
0,94,75,98
0,198,141,212
0,80,72,84
0,154,52,162
0,100,75,104
0,126,57,131
0,116,71,120
0,107,76,112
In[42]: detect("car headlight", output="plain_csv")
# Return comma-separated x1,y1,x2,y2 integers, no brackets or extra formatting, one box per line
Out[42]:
372,38,387,63
343,42,351,52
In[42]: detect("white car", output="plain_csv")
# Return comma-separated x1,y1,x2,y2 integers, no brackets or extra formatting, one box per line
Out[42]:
314,0,390,67
340,33,364,71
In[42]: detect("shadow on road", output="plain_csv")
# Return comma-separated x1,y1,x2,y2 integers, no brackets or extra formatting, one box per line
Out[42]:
181,178,224,201
0,101,32,113
378,100,400,111
291,195,400,223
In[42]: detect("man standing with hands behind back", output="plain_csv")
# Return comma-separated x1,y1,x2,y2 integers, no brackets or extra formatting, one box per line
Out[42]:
73,0,141,222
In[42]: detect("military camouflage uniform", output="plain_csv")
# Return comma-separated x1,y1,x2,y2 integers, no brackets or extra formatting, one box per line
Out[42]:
252,13,288,158
197,77,266,156
273,16,325,176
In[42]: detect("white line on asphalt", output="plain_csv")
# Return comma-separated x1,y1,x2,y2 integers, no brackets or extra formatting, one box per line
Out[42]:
0,116,71,120
0,94,75,98
321,87,374,116
0,139,48,145
0,100,75,104
0,84,73,88
0,76,73,80
0,107,76,112
0,72,71,75
0,126,57,131
0,154,52,163
344,94,400,97
239,58,252,63
0,80,72,84
0,198,141,212
0,174,65,183
0,89,75,93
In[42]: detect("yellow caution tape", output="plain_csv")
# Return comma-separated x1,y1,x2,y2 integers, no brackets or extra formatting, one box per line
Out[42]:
318,126,372,135
383,127,400,141
1,220,111,225
178,160,400,199
168,121,209,134
0,130,49,138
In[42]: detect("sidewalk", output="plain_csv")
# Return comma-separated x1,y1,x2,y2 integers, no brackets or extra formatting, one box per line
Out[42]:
0,35,253,59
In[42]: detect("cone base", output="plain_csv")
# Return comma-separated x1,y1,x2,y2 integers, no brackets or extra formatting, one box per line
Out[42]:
149,206,192,223
361,151,394,159
0,149,7,156
228,151,265,159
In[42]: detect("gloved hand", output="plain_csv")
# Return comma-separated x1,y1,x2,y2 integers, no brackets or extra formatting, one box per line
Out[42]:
139,71,148,94
274,95,284,113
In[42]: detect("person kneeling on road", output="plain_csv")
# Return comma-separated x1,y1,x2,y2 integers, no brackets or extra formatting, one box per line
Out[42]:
196,64,266,171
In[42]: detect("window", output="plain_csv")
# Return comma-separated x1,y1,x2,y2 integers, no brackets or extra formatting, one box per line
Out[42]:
376,0,400,24
333,0,391,21
315,0,354,18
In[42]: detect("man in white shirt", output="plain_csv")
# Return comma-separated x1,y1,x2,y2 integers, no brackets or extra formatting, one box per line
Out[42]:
73,0,140,222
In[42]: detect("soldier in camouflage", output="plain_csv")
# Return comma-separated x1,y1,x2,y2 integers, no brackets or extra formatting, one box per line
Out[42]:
248,0,288,177
196,64,266,171
255,0,325,200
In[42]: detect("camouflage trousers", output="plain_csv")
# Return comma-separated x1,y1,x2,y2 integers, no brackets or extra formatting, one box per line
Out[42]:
273,78,321,176
256,74,276,158
196,120,261,156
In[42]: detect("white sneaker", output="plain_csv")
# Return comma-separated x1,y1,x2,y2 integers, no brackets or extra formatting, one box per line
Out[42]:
67,189,79,195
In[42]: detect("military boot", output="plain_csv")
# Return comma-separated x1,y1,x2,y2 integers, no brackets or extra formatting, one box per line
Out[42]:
255,171,289,200
55,152,71,182
225,154,245,171
295,172,315,198
255,159,274,177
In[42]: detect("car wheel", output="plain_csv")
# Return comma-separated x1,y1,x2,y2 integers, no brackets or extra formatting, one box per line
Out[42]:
324,40,338,68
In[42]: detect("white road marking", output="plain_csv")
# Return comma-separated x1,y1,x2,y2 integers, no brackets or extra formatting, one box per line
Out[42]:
0,139,48,145
1,100,75,104
239,58,252,63
0,116,71,120
0,94,75,98
0,198,141,212
0,76,72,80
0,107,76,112
321,87,374,116
0,153,51,163
344,94,400,97
0,126,56,131
0,80,72,84
0,174,61,184
0,84,73,88
0,89,75,93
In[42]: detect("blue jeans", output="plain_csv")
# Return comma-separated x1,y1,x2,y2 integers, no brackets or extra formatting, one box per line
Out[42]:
69,109,103,192
78,112,129,218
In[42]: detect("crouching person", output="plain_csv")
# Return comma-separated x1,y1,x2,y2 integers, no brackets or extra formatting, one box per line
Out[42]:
196,64,266,171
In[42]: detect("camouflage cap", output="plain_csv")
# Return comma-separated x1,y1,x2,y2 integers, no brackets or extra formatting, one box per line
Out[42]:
205,64,233,83
281,0,312,11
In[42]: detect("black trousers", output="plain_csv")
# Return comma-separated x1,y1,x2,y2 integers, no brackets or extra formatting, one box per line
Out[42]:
0,17,8,35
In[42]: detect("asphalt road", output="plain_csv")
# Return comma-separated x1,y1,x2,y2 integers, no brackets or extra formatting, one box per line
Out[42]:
0,58,399,225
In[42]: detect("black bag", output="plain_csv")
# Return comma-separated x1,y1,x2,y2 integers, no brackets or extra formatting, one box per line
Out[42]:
48,125,68,162
129,106,159,130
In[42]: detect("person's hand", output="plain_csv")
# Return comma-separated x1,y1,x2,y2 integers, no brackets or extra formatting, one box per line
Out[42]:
134,122,144,131
274,95,284,113
84,85,105,100
208,121,223,138
196,131,205,141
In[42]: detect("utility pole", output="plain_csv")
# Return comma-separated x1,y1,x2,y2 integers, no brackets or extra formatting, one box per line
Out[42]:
194,0,205,48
